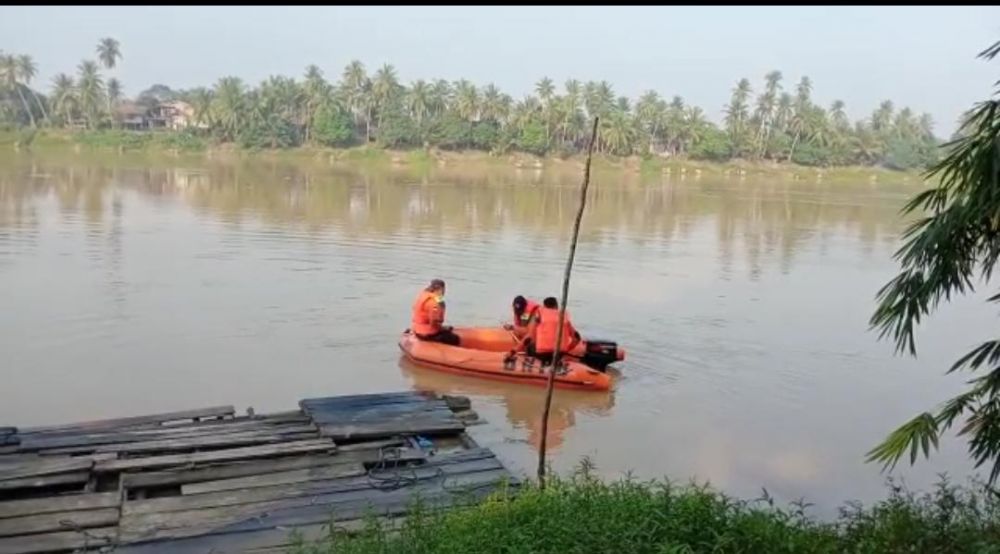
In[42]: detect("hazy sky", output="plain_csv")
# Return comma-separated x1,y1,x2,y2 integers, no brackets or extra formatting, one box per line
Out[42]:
2,6,998,136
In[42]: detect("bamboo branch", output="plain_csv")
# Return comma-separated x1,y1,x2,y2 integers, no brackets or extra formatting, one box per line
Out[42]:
537,116,599,488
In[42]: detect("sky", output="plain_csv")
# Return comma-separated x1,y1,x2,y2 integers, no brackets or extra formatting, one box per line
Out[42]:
1,6,998,136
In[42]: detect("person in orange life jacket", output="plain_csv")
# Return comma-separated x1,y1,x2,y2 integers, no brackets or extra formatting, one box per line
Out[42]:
410,279,460,346
504,295,541,333
504,295,542,353
528,296,581,365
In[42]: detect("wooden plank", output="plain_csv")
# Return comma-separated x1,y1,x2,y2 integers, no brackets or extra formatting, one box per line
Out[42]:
319,417,464,441
307,404,455,425
179,462,367,496
28,420,314,454
160,444,420,495
0,527,115,554
126,450,498,516
0,471,90,491
0,429,15,437
18,405,236,435
96,439,336,473
118,469,509,544
121,454,340,490
0,458,93,482
0,491,119,519
0,507,118,538
90,428,318,455
299,391,432,410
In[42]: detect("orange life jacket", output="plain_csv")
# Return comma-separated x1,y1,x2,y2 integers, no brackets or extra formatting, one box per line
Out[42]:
534,306,577,354
513,299,541,329
411,290,445,336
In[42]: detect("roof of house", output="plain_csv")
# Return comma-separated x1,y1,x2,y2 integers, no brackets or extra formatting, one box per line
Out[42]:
115,101,147,118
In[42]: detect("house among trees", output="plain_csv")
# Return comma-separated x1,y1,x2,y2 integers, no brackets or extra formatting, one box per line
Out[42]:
111,100,204,131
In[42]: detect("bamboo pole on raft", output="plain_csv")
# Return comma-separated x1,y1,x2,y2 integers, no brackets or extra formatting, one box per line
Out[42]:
537,116,599,488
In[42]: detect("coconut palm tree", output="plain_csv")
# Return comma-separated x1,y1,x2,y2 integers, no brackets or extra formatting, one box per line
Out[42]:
211,76,245,141
302,65,330,142
107,78,122,115
480,83,503,124
186,87,213,130
406,79,431,126
535,77,555,105
17,54,47,124
340,60,370,139
372,64,401,128
96,38,122,70
75,60,104,129
0,54,36,127
50,73,76,127
453,80,479,122
724,78,752,157
752,70,782,158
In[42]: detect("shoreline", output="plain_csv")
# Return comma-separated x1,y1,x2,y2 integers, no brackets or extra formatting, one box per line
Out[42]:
1,129,928,184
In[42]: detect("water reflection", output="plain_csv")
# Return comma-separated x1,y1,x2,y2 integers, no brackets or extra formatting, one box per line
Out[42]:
0,154,983,514
399,358,615,452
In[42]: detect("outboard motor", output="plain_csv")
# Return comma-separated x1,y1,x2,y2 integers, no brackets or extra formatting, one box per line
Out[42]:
579,340,624,371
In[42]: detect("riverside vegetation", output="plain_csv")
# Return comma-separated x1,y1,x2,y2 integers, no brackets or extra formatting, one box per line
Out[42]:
1,38,941,175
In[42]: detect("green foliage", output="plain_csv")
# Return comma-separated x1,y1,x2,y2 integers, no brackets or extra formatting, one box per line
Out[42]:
430,115,472,150
312,105,354,147
376,103,419,148
470,122,499,151
882,137,922,171
688,127,731,161
5,45,944,168
868,39,1000,484
791,141,832,167
289,471,1000,554
237,116,298,149
154,129,206,151
516,121,548,155
74,130,151,150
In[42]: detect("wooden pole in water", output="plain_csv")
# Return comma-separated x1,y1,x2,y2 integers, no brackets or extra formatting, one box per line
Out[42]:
537,116,599,488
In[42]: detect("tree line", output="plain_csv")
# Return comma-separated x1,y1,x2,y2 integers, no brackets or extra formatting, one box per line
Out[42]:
1,39,941,170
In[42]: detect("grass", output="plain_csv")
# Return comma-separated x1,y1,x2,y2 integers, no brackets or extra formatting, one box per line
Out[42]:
0,128,928,184
289,465,1000,554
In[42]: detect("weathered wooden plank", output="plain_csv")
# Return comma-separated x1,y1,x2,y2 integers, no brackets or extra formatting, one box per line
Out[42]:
299,391,432,410
0,428,15,437
18,405,236,436
0,526,115,554
319,417,464,441
121,454,342,490
28,420,314,454
88,428,318,455
0,447,17,456
118,469,510,544
142,443,416,495
96,439,336,473
0,437,17,447
0,458,93,482
178,462,367,497
125,450,498,517
0,471,90,491
0,491,119,519
307,404,455,425
0,507,118,538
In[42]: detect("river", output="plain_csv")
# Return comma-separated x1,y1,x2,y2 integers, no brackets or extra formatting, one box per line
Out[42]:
0,153,986,515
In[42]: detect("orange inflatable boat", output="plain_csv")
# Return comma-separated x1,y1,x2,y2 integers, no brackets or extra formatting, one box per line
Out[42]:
398,327,624,392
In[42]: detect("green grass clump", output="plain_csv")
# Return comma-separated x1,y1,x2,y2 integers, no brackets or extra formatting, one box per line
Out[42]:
289,467,1000,554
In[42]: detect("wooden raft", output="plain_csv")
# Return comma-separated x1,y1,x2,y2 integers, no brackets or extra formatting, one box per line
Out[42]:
0,391,514,553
